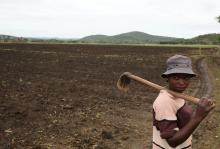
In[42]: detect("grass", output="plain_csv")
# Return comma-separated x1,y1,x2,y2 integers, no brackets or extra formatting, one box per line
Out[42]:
78,43,219,48
142,43,220,48
1,41,219,48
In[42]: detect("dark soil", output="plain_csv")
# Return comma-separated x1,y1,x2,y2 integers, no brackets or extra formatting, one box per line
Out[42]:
0,43,218,149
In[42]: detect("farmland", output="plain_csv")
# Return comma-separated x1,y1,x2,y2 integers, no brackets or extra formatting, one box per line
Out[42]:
0,43,219,149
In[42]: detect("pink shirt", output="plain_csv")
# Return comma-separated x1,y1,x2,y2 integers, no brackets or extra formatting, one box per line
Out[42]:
152,90,193,149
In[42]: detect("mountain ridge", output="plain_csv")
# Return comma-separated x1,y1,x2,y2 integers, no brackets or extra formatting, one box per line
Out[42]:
0,31,219,44
79,31,181,44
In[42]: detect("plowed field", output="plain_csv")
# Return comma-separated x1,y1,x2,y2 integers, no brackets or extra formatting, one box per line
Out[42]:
0,43,219,149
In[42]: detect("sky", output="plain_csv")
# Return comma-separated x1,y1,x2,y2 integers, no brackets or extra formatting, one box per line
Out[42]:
0,0,219,39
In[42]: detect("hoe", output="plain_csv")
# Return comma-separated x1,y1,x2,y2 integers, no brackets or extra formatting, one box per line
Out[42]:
117,72,204,105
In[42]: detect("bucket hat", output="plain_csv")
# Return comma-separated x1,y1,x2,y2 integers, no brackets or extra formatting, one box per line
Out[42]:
161,55,196,78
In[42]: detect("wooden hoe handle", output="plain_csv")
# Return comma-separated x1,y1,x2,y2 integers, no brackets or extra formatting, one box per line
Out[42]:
126,73,200,105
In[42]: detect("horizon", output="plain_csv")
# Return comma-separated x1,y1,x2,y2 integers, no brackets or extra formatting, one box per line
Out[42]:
1,31,219,40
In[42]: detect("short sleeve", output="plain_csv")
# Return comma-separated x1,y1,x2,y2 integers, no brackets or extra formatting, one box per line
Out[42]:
153,92,178,121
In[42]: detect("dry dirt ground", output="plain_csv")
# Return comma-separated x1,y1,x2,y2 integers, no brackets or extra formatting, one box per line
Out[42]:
0,43,219,149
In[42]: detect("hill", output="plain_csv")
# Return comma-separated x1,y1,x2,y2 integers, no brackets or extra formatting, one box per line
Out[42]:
79,31,180,44
0,34,18,40
190,33,220,44
1,32,220,44
169,33,220,45
0,35,77,43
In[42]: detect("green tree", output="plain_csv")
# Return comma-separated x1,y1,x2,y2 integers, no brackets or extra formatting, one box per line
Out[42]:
217,16,220,23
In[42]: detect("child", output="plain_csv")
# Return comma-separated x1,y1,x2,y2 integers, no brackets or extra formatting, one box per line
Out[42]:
152,55,215,148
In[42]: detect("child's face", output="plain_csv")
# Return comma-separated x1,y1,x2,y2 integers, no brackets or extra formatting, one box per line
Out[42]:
167,73,192,93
